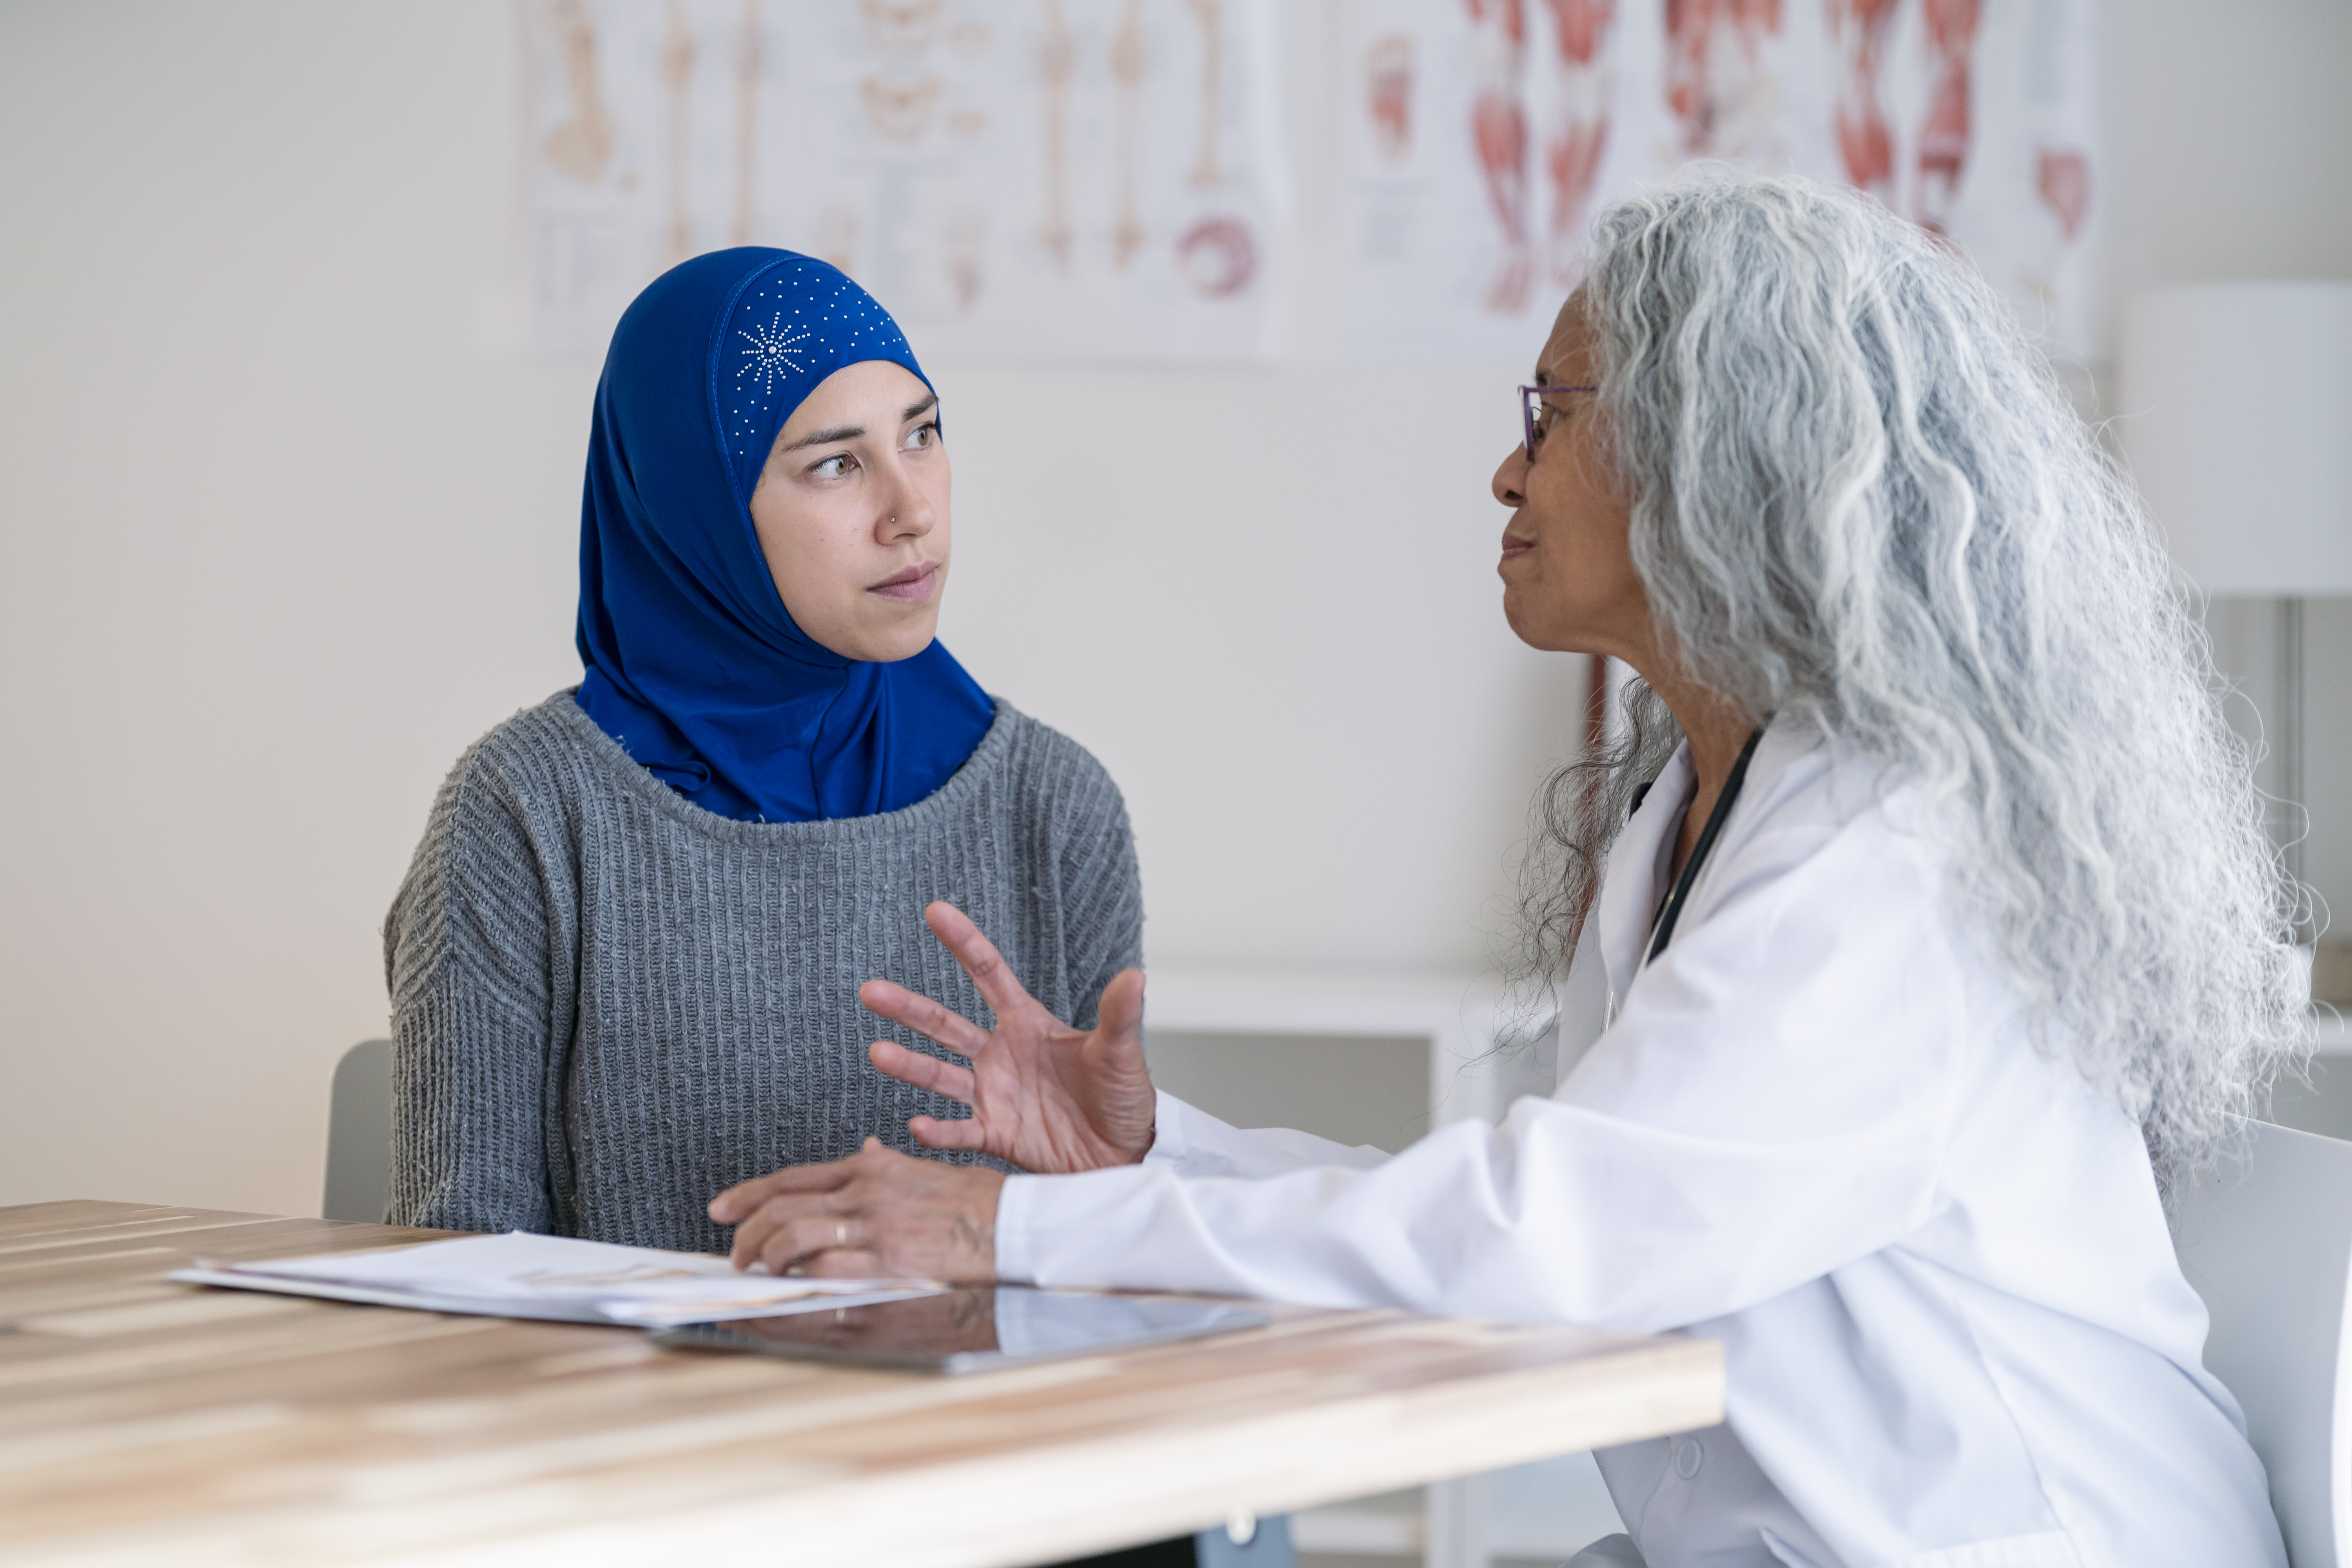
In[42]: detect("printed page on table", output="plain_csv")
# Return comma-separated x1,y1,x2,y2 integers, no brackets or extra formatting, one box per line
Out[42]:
168,1232,942,1327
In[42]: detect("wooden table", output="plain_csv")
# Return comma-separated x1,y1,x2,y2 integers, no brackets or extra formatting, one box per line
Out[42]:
0,1201,1721,1568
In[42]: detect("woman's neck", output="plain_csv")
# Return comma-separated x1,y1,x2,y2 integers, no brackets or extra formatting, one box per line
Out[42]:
1653,677,1758,883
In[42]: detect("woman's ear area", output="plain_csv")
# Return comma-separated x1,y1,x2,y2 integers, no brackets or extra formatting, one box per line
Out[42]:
1541,289,1597,382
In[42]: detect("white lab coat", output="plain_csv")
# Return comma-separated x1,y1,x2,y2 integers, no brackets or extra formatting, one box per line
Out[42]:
993,722,2285,1568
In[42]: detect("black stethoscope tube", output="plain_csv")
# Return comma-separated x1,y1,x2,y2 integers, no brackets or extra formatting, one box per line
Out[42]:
1644,726,1768,965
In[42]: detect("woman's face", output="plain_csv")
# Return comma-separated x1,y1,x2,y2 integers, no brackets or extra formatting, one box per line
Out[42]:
749,359,950,663
1491,296,1652,664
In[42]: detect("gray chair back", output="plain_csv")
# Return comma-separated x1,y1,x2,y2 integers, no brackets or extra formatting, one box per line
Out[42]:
2173,1118,2352,1567
323,1038,394,1223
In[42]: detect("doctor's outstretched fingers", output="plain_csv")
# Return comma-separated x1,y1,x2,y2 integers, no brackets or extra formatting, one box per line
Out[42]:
858,900,1155,1177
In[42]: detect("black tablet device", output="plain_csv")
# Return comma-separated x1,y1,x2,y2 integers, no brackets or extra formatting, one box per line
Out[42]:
650,1286,1268,1374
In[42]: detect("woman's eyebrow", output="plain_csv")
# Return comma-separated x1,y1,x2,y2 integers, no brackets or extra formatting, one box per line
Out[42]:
781,423,863,452
778,396,938,454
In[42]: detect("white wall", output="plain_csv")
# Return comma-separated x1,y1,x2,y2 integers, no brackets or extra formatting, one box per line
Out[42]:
2,0,2347,1217
2100,0,2352,936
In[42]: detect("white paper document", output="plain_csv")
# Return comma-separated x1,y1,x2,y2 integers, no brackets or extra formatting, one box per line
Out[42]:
169,1232,942,1327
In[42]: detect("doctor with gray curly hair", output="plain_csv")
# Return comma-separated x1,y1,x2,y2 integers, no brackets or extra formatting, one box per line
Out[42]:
711,178,2306,1568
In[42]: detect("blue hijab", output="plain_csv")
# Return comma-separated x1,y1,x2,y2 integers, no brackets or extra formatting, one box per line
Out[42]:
572,249,995,823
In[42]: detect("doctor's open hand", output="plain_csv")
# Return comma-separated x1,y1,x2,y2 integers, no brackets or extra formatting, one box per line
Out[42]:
858,900,1155,1175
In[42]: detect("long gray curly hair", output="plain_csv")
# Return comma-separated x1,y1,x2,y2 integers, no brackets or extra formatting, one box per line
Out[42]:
1511,177,2307,1189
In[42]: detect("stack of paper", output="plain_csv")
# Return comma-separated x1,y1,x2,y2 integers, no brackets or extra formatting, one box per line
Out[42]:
169,1232,942,1327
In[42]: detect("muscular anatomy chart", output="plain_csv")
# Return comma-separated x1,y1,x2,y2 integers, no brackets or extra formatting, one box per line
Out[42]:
1453,1,1623,314
1344,0,2103,361
1664,0,1784,164
518,0,1285,360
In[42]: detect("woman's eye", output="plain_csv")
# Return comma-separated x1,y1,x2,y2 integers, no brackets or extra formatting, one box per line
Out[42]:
811,454,853,479
903,421,939,451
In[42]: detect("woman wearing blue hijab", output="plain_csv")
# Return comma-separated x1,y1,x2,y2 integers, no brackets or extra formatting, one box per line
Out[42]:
383,249,1143,1252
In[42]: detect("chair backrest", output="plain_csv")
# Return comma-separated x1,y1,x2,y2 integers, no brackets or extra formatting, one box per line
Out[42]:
2173,1119,2352,1568
323,1039,394,1223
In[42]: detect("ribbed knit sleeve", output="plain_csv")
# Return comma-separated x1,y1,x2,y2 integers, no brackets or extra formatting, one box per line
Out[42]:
383,731,573,1235
1043,737,1144,1033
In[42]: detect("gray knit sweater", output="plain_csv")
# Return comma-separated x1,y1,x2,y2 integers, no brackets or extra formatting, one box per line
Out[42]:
383,690,1142,1253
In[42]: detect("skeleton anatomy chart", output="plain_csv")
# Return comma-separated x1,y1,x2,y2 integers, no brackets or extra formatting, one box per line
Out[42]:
519,0,1285,359
1342,0,2102,360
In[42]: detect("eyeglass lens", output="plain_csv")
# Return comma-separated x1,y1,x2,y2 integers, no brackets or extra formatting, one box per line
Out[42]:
1523,387,1556,456
1521,385,1598,457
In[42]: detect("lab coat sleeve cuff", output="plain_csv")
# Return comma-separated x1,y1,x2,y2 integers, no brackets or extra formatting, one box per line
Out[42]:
993,1163,1178,1290
1144,1088,1196,1168
993,1172,1044,1286
997,1096,1208,1285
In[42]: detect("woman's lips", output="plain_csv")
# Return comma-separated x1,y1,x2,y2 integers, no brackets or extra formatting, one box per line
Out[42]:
868,563,938,603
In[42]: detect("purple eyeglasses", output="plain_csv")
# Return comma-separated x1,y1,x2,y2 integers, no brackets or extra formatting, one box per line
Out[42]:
1520,383,1599,459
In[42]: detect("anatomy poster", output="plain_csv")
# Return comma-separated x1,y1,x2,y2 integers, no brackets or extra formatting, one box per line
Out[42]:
517,0,1285,361
1341,0,2102,361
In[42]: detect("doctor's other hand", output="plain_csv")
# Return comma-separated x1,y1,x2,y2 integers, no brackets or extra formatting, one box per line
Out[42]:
708,1138,1004,1281
858,900,1154,1176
